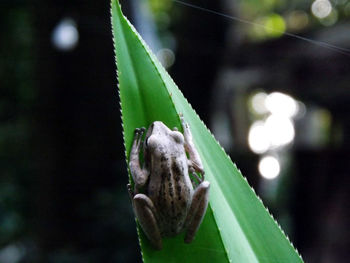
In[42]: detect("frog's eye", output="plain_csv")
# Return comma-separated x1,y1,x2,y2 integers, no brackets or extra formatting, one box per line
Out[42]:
172,131,184,144
146,135,157,148
146,136,153,147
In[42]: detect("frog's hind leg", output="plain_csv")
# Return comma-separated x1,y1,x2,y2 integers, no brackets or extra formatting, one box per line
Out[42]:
184,181,210,243
133,193,162,250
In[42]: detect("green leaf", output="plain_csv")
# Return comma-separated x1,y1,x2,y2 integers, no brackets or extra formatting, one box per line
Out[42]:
111,0,303,262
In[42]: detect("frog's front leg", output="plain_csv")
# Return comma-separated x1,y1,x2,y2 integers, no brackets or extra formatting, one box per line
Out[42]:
129,127,149,191
180,116,205,175
184,180,210,243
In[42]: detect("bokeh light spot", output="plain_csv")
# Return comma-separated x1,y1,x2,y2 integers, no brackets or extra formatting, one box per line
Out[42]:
265,115,295,147
156,48,175,69
286,10,309,31
265,92,298,118
259,156,280,180
52,18,79,51
319,9,338,26
251,92,268,115
311,0,332,19
248,121,270,154
263,14,286,38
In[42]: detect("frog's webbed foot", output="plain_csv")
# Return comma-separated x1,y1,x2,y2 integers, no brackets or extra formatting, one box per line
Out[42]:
190,172,204,186
188,161,205,186
133,194,162,250
130,127,148,189
184,181,210,244
133,127,146,148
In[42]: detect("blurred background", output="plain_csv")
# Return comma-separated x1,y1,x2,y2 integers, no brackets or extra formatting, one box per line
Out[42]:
0,0,349,262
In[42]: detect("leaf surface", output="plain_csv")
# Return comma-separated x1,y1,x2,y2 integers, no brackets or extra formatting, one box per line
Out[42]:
111,1,303,262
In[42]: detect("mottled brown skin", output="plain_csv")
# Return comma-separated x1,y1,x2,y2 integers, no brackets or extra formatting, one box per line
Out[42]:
128,117,210,250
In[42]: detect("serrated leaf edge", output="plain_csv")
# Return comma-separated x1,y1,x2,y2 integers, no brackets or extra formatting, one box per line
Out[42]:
111,0,303,261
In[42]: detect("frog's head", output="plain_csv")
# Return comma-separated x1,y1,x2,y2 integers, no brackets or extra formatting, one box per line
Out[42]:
149,121,170,136
144,121,184,149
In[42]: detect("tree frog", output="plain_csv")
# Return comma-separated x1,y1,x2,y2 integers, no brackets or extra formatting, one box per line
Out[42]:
128,116,210,250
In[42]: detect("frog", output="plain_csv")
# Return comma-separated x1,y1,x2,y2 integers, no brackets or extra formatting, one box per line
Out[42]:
128,116,210,250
